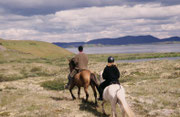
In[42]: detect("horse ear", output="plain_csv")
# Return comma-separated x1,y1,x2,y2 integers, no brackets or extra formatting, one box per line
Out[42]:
65,57,71,62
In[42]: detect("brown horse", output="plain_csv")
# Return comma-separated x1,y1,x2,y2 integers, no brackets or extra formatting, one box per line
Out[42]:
66,59,99,104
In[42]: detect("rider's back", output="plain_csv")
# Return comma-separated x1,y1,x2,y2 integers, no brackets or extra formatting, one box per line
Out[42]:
74,52,88,70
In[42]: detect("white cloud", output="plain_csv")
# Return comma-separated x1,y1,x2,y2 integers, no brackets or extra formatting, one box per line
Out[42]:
1,0,180,16
0,28,38,40
0,4,180,42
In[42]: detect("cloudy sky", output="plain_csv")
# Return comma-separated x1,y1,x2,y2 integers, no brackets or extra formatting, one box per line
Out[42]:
0,0,180,42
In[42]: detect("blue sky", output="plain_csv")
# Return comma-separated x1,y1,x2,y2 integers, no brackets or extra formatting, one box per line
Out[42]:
0,0,180,42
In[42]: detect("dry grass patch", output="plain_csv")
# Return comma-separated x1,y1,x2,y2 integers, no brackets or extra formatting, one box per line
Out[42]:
0,55,179,117
0,63,62,82
120,60,180,117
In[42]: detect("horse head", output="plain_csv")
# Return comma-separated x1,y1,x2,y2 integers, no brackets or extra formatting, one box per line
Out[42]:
68,58,76,72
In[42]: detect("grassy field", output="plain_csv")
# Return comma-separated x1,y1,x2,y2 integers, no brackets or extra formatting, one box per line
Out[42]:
0,52,180,117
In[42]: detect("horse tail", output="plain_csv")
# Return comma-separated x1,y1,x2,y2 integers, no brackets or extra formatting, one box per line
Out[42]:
117,86,135,117
90,73,100,90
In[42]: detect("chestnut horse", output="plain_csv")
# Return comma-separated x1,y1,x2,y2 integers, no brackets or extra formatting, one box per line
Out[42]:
66,59,99,104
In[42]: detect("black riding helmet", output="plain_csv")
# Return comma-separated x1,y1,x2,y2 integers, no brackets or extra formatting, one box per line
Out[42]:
108,56,114,63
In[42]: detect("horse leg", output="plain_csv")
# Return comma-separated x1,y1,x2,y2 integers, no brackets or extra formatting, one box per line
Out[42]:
84,87,89,101
69,84,76,100
118,102,126,117
102,101,107,115
78,87,81,99
111,101,117,117
90,84,97,105
121,106,126,117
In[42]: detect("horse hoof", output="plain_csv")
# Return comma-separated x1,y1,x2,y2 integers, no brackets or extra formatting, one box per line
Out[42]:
65,85,69,89
103,113,107,116
95,103,99,107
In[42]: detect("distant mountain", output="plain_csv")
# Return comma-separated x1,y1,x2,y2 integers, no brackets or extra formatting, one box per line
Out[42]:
53,42,85,48
160,36,180,42
87,35,160,45
53,35,180,48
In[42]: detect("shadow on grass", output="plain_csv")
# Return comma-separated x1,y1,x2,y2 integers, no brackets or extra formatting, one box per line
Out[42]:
50,96,72,101
79,99,109,117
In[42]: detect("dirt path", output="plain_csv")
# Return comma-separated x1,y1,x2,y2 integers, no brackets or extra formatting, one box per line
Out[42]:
0,76,105,117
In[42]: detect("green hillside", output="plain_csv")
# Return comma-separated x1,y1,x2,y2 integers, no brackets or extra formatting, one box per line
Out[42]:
0,39,73,60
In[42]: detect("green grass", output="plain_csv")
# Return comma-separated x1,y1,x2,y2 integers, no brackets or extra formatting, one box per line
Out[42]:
41,79,65,91
0,73,24,82
0,62,61,82
0,39,73,62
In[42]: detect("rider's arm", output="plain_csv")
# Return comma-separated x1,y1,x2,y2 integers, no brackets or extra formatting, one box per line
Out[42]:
73,55,79,67
102,66,108,80
114,66,120,79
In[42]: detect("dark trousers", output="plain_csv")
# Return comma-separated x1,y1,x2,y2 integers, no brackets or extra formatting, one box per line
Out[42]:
98,81,110,99
66,69,79,89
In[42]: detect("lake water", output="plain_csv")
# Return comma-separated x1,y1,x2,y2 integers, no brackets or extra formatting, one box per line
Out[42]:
66,43,180,54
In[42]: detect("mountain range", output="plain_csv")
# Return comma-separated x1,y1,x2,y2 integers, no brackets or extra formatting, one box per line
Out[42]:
53,35,180,48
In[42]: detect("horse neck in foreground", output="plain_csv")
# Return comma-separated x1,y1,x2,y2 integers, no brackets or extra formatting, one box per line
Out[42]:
102,84,135,117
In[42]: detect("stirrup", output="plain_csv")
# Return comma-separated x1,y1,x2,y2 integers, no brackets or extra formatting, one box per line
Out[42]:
98,97,103,101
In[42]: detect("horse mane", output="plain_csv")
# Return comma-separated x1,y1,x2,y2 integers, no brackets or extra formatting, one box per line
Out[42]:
69,58,76,69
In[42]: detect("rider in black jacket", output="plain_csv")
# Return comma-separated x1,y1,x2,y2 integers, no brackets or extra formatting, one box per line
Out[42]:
98,56,120,100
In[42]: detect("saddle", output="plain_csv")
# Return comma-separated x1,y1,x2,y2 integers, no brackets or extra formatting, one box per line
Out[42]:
70,69,86,78
109,81,120,85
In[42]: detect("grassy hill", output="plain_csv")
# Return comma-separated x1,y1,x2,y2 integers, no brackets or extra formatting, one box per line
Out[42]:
0,39,73,61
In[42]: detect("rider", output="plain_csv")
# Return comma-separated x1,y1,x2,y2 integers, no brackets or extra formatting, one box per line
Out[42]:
73,45,88,73
66,46,88,88
98,56,120,100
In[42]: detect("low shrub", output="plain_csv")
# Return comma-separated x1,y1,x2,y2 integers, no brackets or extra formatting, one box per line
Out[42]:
41,79,66,91
0,74,23,82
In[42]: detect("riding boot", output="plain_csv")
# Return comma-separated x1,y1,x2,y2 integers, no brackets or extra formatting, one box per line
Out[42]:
99,94,103,101
65,69,78,89
98,87,103,101
65,75,71,89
